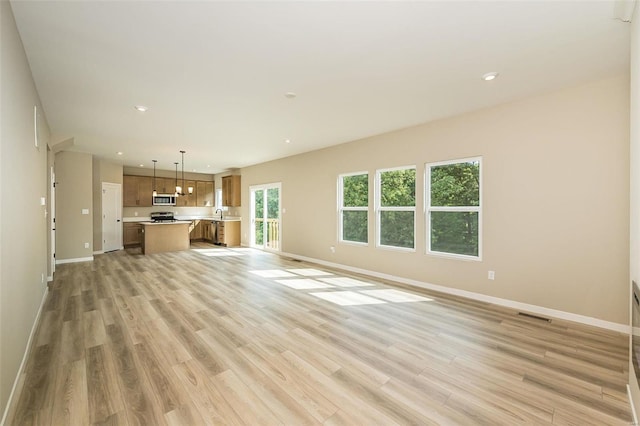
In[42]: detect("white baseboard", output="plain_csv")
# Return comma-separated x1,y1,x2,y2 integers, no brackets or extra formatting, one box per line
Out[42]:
278,251,628,334
93,250,104,255
0,288,48,426
46,276,53,282
55,256,93,265
628,384,639,426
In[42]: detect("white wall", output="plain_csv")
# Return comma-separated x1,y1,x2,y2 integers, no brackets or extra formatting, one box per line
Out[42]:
0,0,50,416
242,74,629,326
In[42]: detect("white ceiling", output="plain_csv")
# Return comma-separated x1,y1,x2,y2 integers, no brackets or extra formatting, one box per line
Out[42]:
10,1,630,174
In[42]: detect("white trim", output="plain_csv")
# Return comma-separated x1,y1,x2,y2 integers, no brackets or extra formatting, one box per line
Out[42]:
46,276,53,282
277,250,628,334
93,250,105,255
55,256,93,265
0,288,48,426
629,384,639,426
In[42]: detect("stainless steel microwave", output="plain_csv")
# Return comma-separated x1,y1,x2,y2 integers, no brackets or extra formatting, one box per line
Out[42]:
152,194,176,206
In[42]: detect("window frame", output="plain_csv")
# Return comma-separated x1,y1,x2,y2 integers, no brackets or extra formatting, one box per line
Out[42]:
338,171,369,245
375,165,416,252
426,156,482,261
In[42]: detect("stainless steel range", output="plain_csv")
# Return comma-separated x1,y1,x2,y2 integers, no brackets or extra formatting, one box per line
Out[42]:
150,211,176,223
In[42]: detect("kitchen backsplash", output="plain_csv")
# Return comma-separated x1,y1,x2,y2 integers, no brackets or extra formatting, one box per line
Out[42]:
123,205,241,218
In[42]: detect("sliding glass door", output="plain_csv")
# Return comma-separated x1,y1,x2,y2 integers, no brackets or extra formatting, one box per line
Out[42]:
250,183,281,251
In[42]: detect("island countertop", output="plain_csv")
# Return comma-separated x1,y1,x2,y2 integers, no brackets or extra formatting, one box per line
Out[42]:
140,221,190,254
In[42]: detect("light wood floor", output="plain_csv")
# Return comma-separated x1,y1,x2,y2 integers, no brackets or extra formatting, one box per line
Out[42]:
6,243,632,425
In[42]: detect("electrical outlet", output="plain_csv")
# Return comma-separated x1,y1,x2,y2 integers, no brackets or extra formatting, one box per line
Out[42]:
84,242,90,249
330,246,335,253
488,271,495,280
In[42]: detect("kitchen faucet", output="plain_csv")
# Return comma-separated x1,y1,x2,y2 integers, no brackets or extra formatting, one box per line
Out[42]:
215,209,223,220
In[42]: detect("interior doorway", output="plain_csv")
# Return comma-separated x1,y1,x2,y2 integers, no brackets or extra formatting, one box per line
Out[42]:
250,183,281,251
102,182,122,252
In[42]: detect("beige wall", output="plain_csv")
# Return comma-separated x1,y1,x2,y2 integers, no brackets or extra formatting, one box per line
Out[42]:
55,151,93,260
93,158,123,251
242,74,630,325
0,0,50,416
629,2,640,418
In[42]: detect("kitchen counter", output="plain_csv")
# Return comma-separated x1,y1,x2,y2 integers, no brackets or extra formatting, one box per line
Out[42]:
124,216,241,223
140,221,190,254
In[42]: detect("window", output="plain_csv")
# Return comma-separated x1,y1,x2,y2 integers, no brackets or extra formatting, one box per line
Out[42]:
215,188,222,208
427,157,481,259
376,167,416,249
339,172,368,244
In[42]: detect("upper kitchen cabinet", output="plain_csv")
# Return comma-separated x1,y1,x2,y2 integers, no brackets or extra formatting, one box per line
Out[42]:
154,177,176,195
123,175,153,207
176,180,197,206
196,181,214,207
222,175,241,206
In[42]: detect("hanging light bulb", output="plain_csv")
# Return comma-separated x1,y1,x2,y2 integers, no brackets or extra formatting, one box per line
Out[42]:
174,162,181,196
179,150,187,196
152,160,158,197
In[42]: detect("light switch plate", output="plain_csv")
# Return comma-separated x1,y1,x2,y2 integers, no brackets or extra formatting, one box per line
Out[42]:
82,209,89,215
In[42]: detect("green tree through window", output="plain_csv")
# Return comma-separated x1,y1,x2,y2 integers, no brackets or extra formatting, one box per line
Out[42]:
340,173,368,243
378,167,415,249
428,159,481,257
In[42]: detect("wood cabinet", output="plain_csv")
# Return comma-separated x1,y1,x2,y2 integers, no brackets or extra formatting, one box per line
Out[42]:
196,181,214,207
222,175,241,207
175,180,196,207
123,176,153,207
215,221,240,247
154,177,176,195
202,220,213,241
189,220,203,241
123,223,143,246
189,219,213,242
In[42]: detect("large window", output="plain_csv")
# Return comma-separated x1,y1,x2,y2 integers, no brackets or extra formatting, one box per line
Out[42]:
427,157,481,259
376,167,416,249
339,172,368,244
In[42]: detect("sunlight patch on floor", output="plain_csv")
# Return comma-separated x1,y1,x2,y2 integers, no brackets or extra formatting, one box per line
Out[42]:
250,269,298,278
274,279,334,290
318,277,375,288
286,268,334,277
359,289,433,303
310,291,387,306
192,249,243,257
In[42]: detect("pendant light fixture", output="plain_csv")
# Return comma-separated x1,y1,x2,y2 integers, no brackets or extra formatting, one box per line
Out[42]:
152,160,158,197
179,150,194,195
174,162,181,196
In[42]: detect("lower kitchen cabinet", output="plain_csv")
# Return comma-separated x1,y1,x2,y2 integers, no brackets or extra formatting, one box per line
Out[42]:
190,220,214,242
123,223,143,247
215,221,240,247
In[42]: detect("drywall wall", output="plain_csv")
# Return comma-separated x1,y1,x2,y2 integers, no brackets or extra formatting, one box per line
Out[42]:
0,0,50,417
92,158,123,251
241,74,630,325
629,2,640,420
55,151,93,261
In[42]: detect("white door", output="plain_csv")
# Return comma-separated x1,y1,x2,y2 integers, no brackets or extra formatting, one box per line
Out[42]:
50,167,56,274
250,183,281,251
102,182,122,252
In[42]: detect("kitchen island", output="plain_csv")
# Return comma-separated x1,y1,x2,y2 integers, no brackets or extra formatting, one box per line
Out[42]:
140,221,191,255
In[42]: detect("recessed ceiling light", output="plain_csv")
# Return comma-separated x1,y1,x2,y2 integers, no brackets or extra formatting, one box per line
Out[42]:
139,164,144,167
117,151,123,155
284,92,296,99
134,105,148,112
207,165,211,168
482,72,499,81
285,139,291,144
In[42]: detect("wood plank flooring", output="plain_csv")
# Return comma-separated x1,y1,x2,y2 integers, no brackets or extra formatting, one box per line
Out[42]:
6,244,632,425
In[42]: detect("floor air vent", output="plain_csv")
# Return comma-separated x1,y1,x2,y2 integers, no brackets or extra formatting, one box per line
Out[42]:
518,312,551,322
